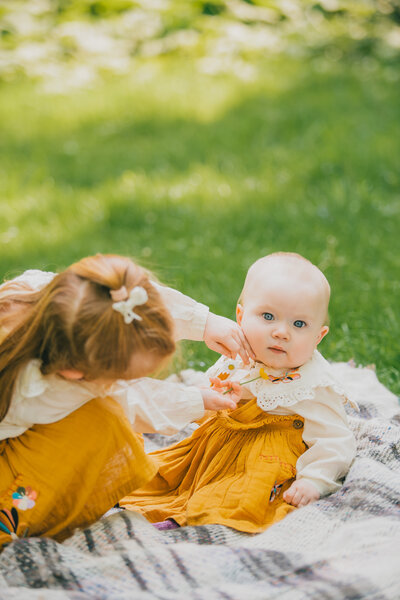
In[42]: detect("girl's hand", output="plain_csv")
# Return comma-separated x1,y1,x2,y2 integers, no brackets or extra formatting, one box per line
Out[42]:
203,313,255,365
209,377,243,403
200,385,240,411
282,479,320,507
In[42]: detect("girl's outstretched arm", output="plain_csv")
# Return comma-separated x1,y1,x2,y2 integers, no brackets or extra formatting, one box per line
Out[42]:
111,377,238,435
2,271,254,364
154,283,254,364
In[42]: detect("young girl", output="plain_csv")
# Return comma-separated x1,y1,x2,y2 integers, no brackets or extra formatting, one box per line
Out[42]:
122,252,357,533
0,254,250,548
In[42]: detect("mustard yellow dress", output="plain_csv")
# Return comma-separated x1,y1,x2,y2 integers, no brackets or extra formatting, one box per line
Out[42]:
122,350,355,533
0,397,157,548
121,399,306,533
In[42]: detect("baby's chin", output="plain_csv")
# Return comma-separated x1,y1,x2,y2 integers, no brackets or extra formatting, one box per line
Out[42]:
257,354,292,371
257,349,309,371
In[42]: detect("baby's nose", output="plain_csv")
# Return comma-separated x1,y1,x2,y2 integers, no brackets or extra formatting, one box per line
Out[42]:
272,322,289,339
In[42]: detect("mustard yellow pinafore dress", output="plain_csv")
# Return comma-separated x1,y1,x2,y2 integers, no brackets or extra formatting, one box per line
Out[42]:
0,397,157,548
121,398,307,533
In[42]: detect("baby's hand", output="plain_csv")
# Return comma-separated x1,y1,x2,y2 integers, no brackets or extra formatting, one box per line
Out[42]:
203,313,255,365
282,479,320,507
201,381,241,412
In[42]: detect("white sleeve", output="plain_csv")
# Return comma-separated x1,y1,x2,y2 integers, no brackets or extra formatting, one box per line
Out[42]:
110,377,205,435
6,269,57,290
293,388,356,496
152,282,209,342
1,361,97,440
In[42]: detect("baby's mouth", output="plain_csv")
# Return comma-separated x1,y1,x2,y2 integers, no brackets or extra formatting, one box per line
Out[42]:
268,346,286,354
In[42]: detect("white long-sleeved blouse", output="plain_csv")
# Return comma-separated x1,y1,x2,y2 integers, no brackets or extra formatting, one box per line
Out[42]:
206,352,357,497
0,270,209,440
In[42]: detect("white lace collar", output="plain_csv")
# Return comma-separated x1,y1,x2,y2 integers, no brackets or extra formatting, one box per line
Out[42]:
211,351,353,411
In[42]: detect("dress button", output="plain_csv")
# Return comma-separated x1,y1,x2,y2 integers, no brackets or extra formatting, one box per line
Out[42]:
293,419,303,429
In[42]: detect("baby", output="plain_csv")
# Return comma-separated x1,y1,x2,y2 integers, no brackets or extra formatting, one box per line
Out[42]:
218,251,353,506
122,252,357,531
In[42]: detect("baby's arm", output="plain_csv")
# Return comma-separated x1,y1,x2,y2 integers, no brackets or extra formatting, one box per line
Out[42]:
283,388,356,507
154,283,254,364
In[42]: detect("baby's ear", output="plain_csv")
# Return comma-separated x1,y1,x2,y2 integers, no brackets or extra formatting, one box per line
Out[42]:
317,326,329,345
236,304,244,325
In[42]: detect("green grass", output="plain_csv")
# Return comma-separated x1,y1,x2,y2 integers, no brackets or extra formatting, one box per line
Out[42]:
0,55,399,394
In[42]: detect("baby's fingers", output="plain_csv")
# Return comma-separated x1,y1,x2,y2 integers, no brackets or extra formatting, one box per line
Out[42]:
283,483,298,506
283,489,293,504
297,496,310,508
290,490,304,507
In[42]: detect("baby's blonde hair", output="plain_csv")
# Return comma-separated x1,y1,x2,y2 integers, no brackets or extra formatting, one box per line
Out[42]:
239,252,330,323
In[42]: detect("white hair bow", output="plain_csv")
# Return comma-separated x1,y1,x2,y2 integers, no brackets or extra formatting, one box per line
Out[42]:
112,286,148,324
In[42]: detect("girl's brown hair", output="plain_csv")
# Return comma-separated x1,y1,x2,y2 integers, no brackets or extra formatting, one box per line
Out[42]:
0,254,175,422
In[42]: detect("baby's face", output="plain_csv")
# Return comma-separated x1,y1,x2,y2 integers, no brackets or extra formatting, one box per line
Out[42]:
237,260,329,370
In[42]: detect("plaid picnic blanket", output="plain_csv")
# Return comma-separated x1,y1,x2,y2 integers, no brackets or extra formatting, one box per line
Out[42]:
0,362,399,599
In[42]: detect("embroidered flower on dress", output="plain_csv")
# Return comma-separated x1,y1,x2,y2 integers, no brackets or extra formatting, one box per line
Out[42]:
0,507,19,538
269,478,292,502
12,486,37,511
269,483,284,503
0,507,29,541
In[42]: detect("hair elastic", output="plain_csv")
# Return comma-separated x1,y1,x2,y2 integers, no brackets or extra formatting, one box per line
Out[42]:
112,286,148,324
110,286,128,302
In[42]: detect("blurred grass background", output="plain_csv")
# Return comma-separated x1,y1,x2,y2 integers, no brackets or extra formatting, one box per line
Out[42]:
0,1,399,393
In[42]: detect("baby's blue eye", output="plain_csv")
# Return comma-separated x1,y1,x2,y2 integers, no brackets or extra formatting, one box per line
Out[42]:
262,313,274,321
294,320,306,328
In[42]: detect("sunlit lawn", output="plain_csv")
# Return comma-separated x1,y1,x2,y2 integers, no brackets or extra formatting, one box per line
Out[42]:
0,55,399,393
